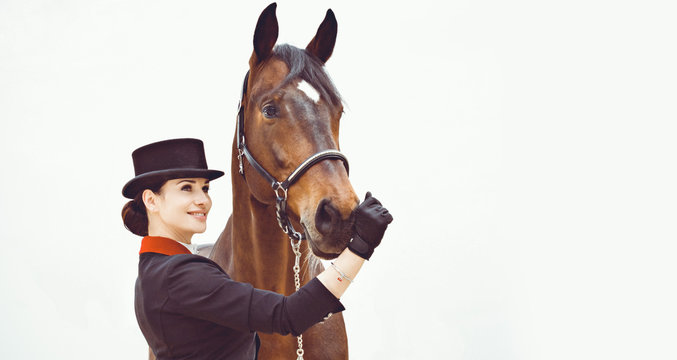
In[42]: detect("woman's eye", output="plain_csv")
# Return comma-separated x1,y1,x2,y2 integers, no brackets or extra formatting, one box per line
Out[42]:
262,104,279,118
181,185,192,191
202,186,210,193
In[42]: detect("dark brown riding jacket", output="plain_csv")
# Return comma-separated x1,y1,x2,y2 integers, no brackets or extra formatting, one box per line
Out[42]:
135,236,344,360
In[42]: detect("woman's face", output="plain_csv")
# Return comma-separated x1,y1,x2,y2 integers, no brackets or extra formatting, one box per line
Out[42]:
146,178,212,241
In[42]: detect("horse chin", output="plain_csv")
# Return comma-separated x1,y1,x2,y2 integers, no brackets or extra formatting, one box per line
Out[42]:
302,225,345,260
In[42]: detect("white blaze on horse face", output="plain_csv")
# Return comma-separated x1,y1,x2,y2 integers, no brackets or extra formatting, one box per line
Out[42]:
297,80,321,103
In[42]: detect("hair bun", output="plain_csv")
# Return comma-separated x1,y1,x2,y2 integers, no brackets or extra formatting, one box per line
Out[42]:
122,195,148,237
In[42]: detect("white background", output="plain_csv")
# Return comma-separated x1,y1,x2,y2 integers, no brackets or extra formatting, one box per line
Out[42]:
1,0,676,359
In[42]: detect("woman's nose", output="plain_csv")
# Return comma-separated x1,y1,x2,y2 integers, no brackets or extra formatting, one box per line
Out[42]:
194,192,210,205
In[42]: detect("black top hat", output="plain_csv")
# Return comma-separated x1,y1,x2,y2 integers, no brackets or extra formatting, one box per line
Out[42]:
122,138,224,199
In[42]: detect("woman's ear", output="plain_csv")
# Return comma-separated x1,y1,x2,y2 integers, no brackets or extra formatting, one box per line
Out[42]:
142,189,158,213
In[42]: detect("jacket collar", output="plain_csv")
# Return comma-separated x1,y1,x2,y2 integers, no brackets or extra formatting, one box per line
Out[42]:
139,236,193,256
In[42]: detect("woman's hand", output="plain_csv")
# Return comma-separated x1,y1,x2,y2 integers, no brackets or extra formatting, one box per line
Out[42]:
347,192,394,260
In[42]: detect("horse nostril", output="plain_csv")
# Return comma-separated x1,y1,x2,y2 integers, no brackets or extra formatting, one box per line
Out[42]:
315,198,339,236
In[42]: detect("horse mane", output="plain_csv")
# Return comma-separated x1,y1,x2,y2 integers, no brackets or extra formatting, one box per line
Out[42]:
269,44,343,106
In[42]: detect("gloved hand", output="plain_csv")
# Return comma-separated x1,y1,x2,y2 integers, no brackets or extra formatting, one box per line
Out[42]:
348,192,394,260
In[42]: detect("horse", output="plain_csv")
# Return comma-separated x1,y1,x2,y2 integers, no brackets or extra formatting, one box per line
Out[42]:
210,3,359,359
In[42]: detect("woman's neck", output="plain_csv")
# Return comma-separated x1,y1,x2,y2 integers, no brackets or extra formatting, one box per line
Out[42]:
147,226,193,244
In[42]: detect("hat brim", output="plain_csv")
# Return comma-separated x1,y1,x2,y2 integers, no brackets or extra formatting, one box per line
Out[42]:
122,168,225,199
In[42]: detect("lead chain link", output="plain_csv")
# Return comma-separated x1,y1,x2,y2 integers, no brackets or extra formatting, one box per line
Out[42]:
291,237,304,360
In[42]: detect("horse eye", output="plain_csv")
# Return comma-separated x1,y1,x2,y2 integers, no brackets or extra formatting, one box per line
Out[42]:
262,104,279,119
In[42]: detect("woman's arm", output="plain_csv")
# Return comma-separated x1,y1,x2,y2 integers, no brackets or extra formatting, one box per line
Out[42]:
164,192,392,336
316,248,364,299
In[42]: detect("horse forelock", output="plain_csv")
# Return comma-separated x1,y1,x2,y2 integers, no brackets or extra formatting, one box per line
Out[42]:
267,44,342,106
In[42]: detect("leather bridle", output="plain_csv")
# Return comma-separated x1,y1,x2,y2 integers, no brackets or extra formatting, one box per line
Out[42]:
235,71,350,242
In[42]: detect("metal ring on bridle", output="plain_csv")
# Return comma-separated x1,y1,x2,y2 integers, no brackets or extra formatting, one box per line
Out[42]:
273,183,288,201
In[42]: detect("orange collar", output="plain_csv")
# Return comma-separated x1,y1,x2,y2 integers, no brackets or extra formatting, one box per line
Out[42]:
139,236,192,256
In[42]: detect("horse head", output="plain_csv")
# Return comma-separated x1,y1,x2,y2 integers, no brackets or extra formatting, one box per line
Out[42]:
238,3,358,260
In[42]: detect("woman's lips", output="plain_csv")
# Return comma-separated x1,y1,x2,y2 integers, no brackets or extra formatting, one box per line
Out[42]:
188,211,207,221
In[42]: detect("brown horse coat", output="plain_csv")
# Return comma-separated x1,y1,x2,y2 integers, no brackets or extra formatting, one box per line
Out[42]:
211,4,357,359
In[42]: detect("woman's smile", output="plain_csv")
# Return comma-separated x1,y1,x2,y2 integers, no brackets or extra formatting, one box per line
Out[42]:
188,210,208,221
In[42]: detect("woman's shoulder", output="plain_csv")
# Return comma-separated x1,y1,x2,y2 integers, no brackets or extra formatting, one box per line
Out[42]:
143,252,223,270
139,253,229,280
160,255,247,303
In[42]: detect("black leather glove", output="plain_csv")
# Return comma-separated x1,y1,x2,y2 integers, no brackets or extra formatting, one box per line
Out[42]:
348,192,394,260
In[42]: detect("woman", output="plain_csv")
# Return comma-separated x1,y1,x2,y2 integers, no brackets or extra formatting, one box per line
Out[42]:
121,138,393,360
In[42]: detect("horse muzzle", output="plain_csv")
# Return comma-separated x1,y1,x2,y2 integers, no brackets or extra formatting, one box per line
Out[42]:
300,197,356,259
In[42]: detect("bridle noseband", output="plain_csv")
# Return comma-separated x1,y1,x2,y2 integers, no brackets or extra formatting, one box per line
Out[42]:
235,71,349,242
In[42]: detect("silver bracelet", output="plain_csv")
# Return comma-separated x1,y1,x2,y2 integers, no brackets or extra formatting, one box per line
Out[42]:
330,262,354,283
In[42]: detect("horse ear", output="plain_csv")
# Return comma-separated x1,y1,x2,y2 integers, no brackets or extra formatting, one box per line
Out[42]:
305,9,337,64
251,3,279,66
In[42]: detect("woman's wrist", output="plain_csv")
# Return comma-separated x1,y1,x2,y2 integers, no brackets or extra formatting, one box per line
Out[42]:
317,247,365,299
330,262,354,283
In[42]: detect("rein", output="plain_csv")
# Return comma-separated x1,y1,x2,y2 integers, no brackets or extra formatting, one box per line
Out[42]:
235,71,348,360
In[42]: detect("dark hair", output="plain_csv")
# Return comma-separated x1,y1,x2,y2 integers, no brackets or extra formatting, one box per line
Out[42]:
121,181,166,236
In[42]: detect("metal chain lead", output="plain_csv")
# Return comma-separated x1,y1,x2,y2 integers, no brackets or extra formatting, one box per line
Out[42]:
290,237,304,359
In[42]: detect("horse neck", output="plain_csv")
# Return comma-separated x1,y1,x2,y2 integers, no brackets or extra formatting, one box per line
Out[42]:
229,149,312,294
